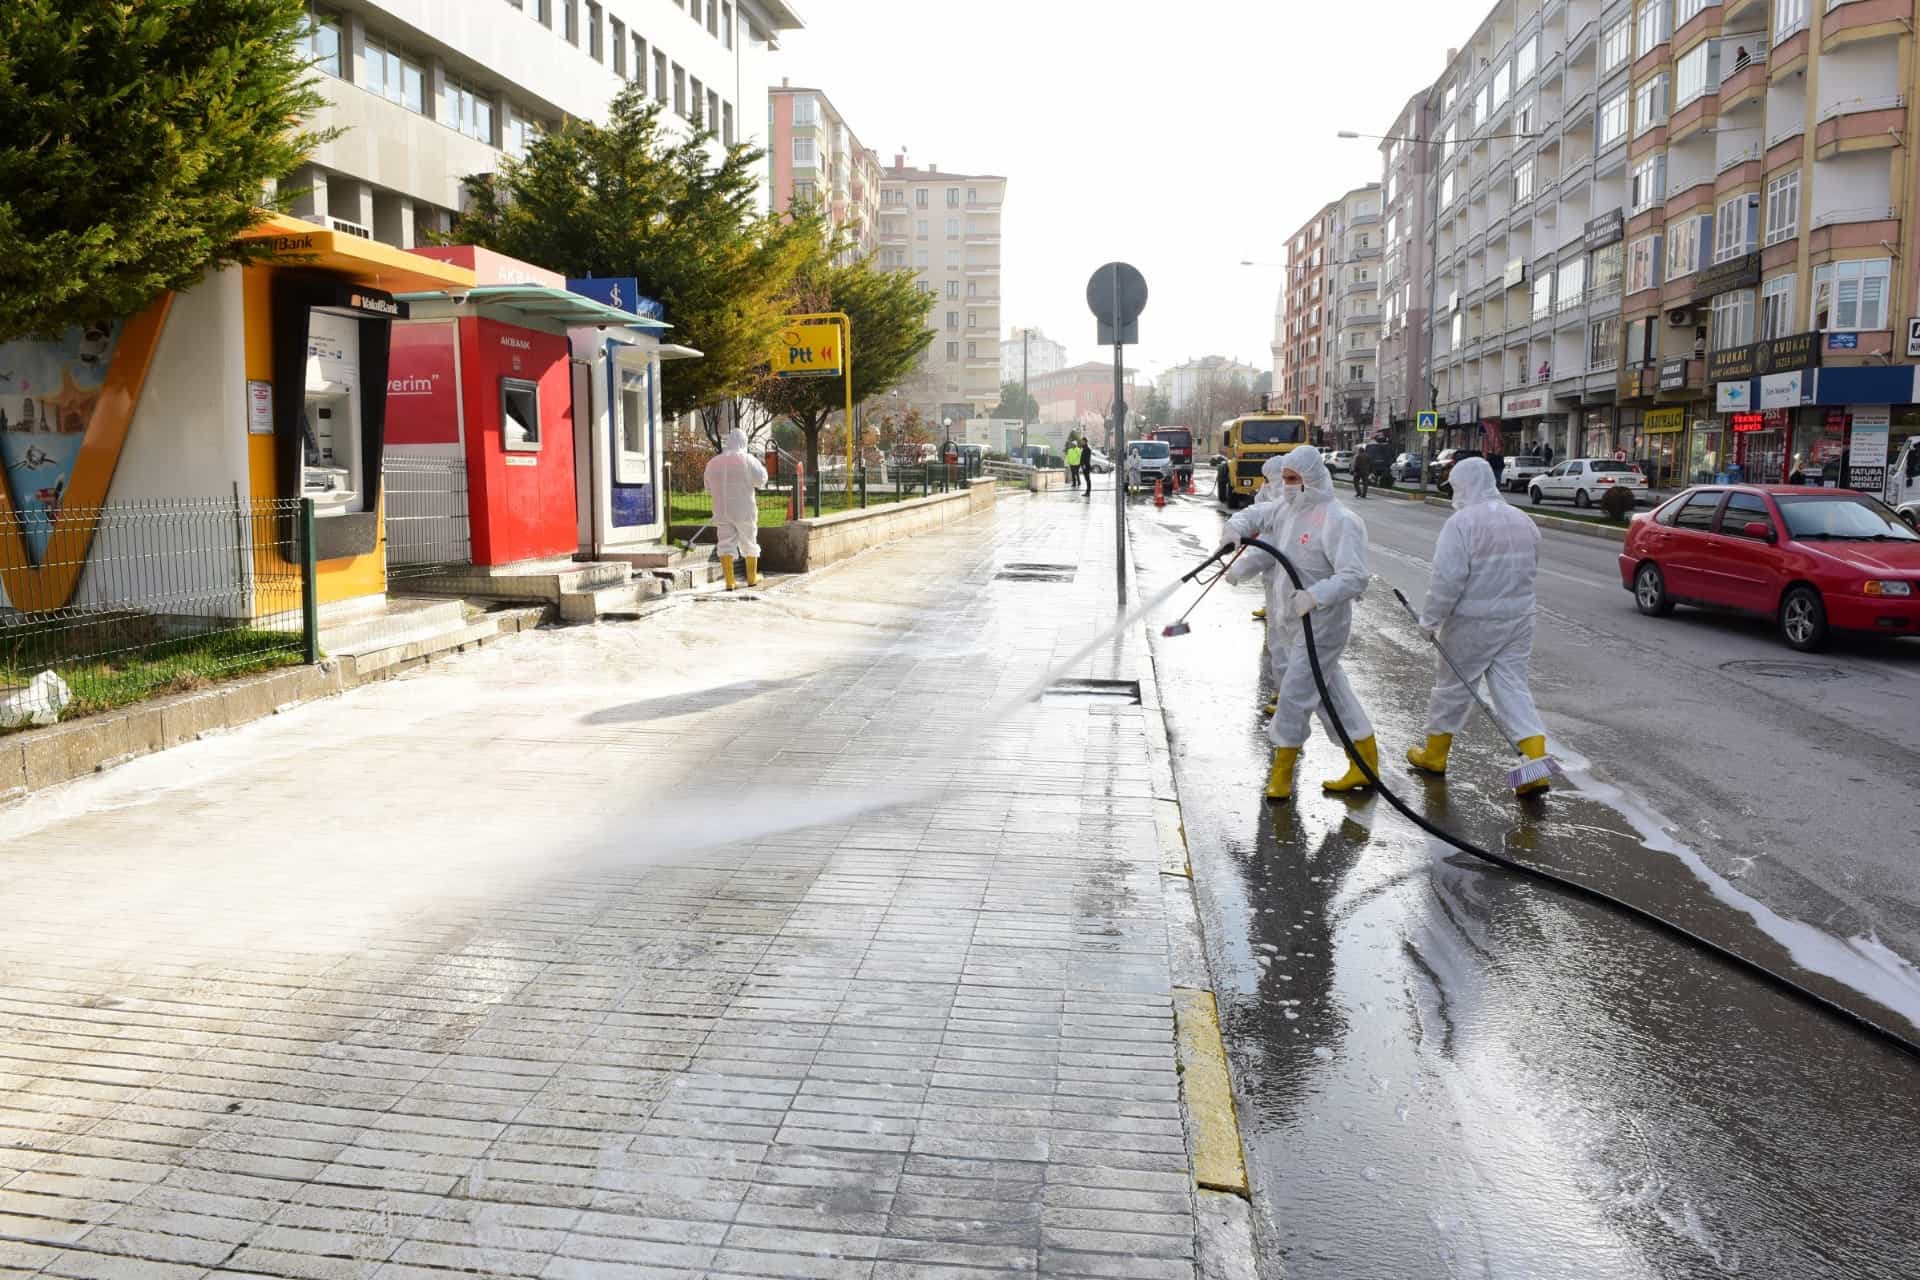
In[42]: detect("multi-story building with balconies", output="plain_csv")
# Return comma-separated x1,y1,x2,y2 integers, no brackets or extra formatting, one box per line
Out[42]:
1326,184,1384,446
1402,0,1920,495
877,158,1007,426
1377,91,1436,447
284,1,801,248
768,82,882,262
1001,327,1070,386
1276,203,1335,427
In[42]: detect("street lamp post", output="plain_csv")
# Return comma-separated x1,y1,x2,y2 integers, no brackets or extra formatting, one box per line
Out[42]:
1019,327,1032,458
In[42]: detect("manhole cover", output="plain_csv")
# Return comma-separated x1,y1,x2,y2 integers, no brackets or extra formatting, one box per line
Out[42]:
1041,678,1140,705
1720,659,1846,681
997,562,1077,583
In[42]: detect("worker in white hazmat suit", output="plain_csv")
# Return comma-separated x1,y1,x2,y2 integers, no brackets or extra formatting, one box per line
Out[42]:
1223,446,1378,802
703,428,769,590
1222,455,1298,704
1407,455,1551,794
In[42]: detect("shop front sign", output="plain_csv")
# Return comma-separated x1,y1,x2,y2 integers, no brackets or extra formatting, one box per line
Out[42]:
1501,388,1549,418
1617,364,1646,400
1715,380,1750,411
1828,332,1858,350
1659,357,1693,392
1849,405,1890,493
1730,411,1768,433
1706,330,1820,382
1584,208,1625,252
1691,252,1761,303
1644,407,1686,434
1758,370,1807,410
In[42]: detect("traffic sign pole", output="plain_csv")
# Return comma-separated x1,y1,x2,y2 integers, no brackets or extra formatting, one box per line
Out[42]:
1087,263,1148,610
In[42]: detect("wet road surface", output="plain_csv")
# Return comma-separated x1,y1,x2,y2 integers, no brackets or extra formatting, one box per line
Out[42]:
1123,485,1920,1279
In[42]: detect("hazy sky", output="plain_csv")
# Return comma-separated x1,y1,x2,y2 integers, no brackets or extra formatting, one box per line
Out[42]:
779,0,1490,384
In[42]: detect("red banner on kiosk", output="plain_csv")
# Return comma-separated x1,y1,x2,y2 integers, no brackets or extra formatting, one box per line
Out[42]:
386,322,460,445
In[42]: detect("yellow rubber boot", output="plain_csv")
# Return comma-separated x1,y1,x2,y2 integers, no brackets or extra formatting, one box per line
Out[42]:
745,556,760,587
1323,735,1380,792
1515,735,1552,795
1406,733,1453,776
1262,699,1277,716
721,557,737,591
1264,747,1300,803
1252,608,1267,621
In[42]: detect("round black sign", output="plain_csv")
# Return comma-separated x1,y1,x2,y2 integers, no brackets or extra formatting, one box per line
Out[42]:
1086,262,1148,323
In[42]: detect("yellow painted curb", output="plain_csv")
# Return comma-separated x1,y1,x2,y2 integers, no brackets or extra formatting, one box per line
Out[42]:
1172,987,1248,1196
1155,798,1191,878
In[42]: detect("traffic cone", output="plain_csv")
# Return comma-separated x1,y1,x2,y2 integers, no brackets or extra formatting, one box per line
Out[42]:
1185,471,1195,494
1153,478,1166,508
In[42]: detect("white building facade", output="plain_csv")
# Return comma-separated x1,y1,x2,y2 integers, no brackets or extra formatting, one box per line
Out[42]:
1001,327,1069,385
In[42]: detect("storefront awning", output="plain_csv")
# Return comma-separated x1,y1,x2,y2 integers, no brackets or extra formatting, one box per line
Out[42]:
238,215,477,294
396,283,670,333
656,343,704,361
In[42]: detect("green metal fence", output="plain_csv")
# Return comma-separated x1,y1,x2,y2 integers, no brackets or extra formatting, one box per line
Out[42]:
0,497,308,730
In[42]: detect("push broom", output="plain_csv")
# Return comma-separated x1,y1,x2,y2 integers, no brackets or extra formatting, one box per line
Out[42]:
1391,587,1560,791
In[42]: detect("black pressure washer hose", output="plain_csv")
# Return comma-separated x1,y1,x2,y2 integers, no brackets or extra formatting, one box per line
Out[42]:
1185,538,1920,1064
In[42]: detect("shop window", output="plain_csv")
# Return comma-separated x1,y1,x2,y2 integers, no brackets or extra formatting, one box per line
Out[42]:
501,378,541,452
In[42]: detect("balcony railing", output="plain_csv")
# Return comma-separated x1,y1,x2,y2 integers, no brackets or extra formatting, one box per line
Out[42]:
1767,120,1807,147
1811,206,1896,229
1720,43,1769,83
1816,94,1906,123
1716,145,1762,173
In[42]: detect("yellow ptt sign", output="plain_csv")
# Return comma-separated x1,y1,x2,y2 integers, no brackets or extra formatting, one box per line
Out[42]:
771,323,844,378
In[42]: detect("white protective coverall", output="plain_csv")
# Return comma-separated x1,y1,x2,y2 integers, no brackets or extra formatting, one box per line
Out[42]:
703,429,769,559
1223,455,1297,685
1228,447,1375,749
1418,456,1547,741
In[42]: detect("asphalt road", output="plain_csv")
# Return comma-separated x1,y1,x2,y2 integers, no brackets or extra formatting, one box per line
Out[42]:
1126,484,1920,1279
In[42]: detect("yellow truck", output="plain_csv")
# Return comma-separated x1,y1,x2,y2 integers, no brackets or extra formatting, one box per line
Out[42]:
1214,413,1310,509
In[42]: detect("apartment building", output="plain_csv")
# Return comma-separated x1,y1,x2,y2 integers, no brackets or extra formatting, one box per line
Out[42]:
1377,90,1436,441
1276,203,1335,424
284,0,801,247
1001,327,1070,385
1405,0,1920,492
768,82,882,262
877,158,1007,424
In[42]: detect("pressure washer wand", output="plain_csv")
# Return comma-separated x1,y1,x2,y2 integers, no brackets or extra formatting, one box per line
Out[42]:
1162,544,1243,637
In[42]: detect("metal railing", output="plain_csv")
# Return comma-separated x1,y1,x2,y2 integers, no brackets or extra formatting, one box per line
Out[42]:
382,455,471,581
1,497,307,729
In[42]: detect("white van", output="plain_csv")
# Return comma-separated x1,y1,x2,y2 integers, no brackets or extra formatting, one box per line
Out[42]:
1890,438,1920,524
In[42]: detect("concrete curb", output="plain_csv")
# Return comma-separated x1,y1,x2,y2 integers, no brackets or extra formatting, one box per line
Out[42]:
1130,543,1261,1278
1416,494,1633,542
0,606,549,807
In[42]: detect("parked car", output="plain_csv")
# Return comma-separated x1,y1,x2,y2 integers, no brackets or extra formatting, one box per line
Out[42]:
1899,499,1920,529
1124,439,1175,491
1327,450,1357,475
1500,452,1552,493
1088,447,1114,474
1433,447,1481,496
1530,458,1649,508
1390,452,1426,484
1620,485,1920,651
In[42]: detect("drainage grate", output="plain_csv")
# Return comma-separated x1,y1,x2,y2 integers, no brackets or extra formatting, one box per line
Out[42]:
1720,659,1846,681
997,562,1078,583
1041,678,1141,705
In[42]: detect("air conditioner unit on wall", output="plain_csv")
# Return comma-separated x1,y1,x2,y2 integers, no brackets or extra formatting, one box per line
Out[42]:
1666,307,1695,327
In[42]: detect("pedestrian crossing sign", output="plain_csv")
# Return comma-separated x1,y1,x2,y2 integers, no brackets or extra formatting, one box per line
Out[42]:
1416,411,1440,433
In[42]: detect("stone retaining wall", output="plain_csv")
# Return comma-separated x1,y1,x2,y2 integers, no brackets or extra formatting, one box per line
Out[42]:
759,478,998,574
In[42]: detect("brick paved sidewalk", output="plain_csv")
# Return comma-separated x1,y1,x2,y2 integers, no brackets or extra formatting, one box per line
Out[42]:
0,492,1230,1280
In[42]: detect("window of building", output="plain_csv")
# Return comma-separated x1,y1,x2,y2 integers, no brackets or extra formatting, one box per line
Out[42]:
913,248,928,267
722,2,733,48
533,0,551,24
792,94,818,126
1675,41,1714,107
1443,83,1458,112
945,217,959,238
1602,19,1632,72
632,34,647,83
1600,91,1630,148
611,17,626,75
1626,317,1651,366
946,341,959,361
672,64,686,117
1761,273,1797,338
946,188,960,207
967,310,978,328
707,89,719,129
1591,241,1626,295
1764,171,1799,245
1516,35,1538,84
707,0,719,35
1715,193,1756,262
1628,234,1663,292
945,280,960,299
504,105,545,158
946,311,958,330
563,0,577,43
1475,84,1491,128
1518,98,1536,135
1631,151,1667,211
689,76,703,124
362,34,424,113
1492,60,1511,109
1677,0,1709,21
915,188,929,208
586,0,602,59
301,5,342,76
1443,121,1458,158
1635,74,1669,134
722,101,734,146
966,281,979,298
1667,213,1706,278
688,0,701,22
1557,256,1587,309
915,218,928,238
1440,170,1456,207
441,73,494,142
1589,316,1621,370
1811,258,1891,331
967,341,978,358
1636,0,1669,56
1711,288,1756,349
792,136,817,167
653,50,667,103
1775,0,1808,38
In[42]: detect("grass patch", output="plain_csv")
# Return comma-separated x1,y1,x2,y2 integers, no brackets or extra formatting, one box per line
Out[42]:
667,483,958,530
2,626,302,728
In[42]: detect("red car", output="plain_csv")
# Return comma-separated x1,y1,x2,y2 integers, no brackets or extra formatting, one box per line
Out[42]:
1619,485,1920,652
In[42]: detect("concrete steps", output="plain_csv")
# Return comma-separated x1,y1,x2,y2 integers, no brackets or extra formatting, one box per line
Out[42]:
319,597,477,658
558,575,669,623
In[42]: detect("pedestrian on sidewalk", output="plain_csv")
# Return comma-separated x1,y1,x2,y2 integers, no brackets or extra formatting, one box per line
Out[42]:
1079,439,1094,494
1221,446,1379,802
1405,456,1551,793
1064,436,1084,492
704,428,767,590
1351,447,1374,498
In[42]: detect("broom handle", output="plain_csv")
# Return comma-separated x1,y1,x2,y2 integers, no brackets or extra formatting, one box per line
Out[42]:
1391,587,1526,758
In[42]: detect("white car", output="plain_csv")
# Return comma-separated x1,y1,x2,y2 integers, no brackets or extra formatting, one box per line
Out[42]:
1528,458,1649,508
1327,450,1356,475
1088,447,1114,474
